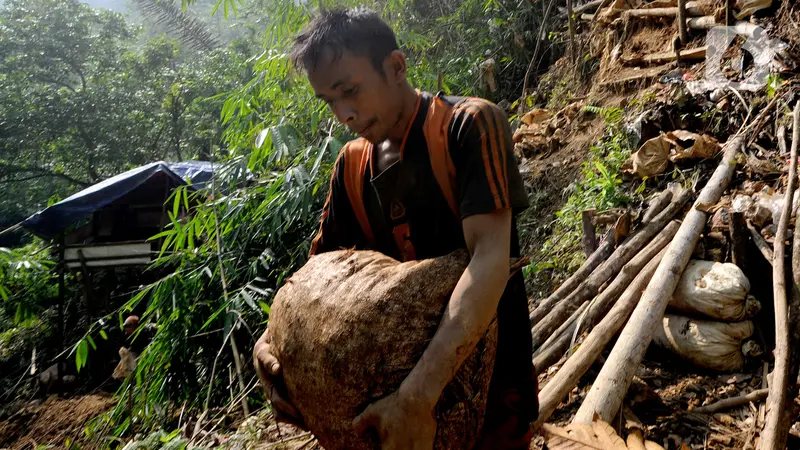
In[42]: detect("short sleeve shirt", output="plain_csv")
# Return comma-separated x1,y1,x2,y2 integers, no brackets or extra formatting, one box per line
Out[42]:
308,92,537,418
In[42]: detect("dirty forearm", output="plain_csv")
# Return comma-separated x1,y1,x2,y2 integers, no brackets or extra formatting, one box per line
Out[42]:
399,210,511,410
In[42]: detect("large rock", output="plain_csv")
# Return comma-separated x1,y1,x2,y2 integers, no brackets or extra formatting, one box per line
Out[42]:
268,250,498,450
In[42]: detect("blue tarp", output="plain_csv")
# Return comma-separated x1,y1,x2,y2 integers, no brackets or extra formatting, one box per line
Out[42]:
21,161,217,240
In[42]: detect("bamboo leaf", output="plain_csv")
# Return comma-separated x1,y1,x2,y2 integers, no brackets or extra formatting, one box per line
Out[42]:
76,339,89,372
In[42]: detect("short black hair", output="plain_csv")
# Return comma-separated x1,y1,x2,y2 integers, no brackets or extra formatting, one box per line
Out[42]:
290,7,399,75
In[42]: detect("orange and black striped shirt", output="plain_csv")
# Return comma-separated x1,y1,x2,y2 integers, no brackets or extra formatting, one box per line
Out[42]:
308,91,537,420
310,91,528,260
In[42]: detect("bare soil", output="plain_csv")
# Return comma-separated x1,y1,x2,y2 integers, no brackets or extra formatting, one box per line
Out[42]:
0,394,115,449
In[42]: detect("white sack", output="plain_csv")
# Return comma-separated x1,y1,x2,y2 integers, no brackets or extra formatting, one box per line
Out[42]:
669,260,758,321
653,314,753,371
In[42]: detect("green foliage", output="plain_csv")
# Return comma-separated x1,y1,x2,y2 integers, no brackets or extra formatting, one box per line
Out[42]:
0,244,56,326
0,0,254,222
767,73,784,99
582,105,624,125
526,111,635,277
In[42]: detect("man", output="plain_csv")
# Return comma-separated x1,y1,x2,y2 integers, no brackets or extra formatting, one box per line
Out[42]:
112,315,157,380
122,315,156,357
253,8,537,449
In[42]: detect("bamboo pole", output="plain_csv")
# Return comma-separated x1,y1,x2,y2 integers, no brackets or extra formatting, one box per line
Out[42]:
531,190,691,349
530,227,616,326
574,136,743,424
533,220,680,374
759,102,800,450
534,246,668,427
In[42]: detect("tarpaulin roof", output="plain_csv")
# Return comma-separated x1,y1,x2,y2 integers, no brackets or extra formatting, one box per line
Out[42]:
21,161,217,240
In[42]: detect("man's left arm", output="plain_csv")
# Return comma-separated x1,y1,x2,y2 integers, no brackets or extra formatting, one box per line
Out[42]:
353,99,523,448
352,210,511,448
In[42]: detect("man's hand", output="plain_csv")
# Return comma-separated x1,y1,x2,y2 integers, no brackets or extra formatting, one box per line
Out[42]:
352,388,436,450
356,209,512,447
253,328,307,429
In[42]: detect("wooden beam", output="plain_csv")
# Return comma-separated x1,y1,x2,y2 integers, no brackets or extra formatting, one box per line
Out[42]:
623,2,706,18
623,46,707,65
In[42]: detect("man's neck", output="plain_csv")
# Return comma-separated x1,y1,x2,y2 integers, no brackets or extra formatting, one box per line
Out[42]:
385,84,420,145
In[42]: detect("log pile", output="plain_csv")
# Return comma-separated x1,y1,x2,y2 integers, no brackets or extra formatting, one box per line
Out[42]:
533,98,800,449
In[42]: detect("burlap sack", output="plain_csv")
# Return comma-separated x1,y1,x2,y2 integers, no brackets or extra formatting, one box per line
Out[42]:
268,249,499,450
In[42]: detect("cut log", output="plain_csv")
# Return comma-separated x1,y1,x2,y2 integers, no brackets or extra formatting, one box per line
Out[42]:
748,221,773,263
622,3,707,18
534,246,668,427
533,301,589,359
623,46,707,65
688,16,716,30
531,190,691,349
729,211,748,271
760,102,800,450
583,209,598,256
529,228,616,326
693,389,769,414
642,190,673,224
778,125,788,156
533,221,680,374
573,136,743,424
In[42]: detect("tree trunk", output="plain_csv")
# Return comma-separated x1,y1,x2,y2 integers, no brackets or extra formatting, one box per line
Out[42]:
573,136,743,424
533,220,680,374
534,246,668,427
759,102,800,450
529,228,616,326
531,190,691,349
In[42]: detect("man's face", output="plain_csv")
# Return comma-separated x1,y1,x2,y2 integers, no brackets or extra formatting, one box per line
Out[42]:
308,50,406,144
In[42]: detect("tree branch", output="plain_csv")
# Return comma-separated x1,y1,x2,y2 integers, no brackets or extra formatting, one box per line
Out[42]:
0,162,91,187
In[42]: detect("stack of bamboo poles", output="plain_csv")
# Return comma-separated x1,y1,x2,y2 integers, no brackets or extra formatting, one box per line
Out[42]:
531,101,800,450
